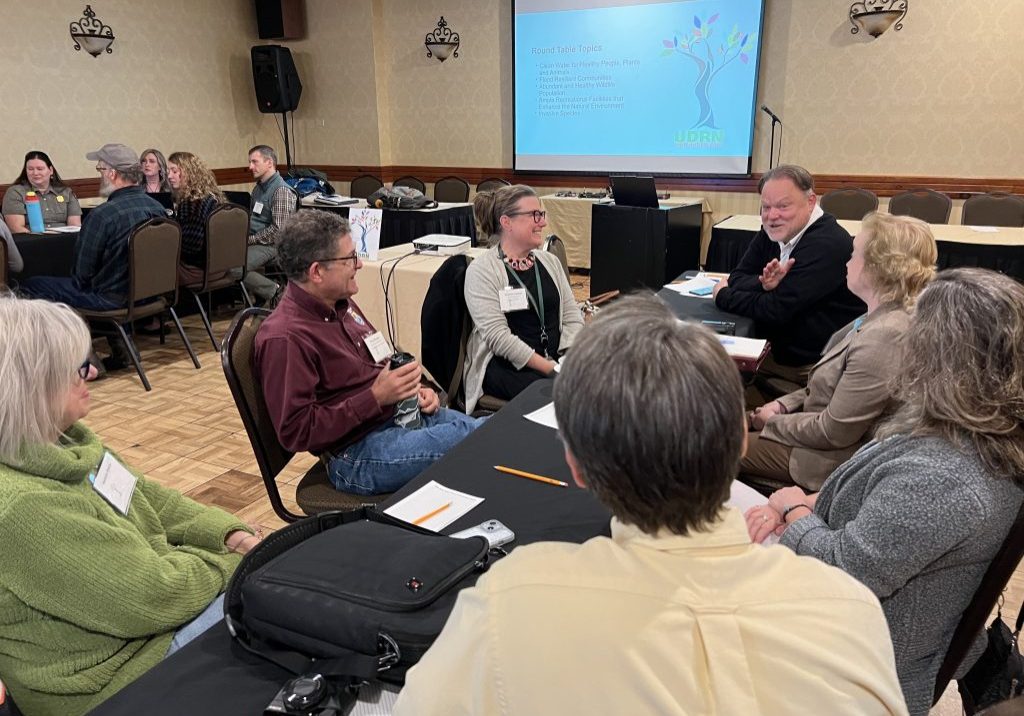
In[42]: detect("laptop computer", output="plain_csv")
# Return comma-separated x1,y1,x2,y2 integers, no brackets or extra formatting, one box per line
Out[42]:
610,175,660,209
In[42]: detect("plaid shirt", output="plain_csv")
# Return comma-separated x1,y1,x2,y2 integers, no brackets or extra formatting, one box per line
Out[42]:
72,186,166,300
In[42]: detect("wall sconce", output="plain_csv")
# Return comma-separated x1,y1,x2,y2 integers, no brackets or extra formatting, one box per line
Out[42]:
70,5,115,57
425,16,460,62
849,0,907,38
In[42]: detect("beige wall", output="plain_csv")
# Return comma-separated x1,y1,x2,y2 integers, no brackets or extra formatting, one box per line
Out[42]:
0,0,278,180
3,0,1022,182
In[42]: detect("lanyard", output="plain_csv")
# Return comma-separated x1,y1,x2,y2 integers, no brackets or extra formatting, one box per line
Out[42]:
499,248,550,357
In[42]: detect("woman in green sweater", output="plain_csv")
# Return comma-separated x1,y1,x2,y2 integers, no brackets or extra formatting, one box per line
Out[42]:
0,295,260,716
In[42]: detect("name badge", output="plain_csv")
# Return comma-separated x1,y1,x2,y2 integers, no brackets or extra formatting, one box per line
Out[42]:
56,195,65,203
252,201,265,214
90,451,138,516
499,287,529,313
364,331,393,363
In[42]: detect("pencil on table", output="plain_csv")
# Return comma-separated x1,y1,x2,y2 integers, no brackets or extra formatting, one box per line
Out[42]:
494,465,568,488
412,501,452,525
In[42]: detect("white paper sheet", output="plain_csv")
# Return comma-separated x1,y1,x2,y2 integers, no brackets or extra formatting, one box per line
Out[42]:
725,480,779,546
383,480,483,531
968,225,1000,233
663,276,717,298
718,335,768,359
523,402,559,430
46,225,82,233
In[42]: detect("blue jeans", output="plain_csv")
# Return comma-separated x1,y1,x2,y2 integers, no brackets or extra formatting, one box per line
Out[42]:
19,276,123,311
166,594,225,657
327,408,482,495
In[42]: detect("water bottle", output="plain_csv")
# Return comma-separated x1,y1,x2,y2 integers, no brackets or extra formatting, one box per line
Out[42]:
389,352,422,429
25,192,45,233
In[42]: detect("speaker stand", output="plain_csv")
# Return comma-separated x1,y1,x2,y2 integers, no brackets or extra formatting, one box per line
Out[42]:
281,111,293,171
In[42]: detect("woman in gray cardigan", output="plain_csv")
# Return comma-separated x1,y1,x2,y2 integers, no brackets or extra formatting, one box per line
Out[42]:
746,268,1024,716
464,185,584,413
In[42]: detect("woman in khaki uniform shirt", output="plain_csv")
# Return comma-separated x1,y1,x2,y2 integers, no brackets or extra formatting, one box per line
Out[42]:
740,212,937,491
3,151,82,233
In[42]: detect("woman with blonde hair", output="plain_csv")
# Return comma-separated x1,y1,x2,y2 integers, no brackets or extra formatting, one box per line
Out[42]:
464,184,584,411
747,268,1024,715
140,148,171,194
0,295,258,716
740,212,937,491
167,151,225,284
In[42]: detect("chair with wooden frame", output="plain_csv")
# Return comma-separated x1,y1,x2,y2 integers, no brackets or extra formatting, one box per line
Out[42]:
77,217,200,391
932,504,1024,713
221,307,391,523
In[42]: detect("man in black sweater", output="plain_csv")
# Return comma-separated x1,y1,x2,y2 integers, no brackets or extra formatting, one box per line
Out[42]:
713,165,864,397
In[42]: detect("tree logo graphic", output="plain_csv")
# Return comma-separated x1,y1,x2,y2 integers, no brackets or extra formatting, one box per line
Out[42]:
661,14,754,129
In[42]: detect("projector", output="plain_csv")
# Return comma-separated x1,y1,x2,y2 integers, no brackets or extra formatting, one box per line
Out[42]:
413,234,471,256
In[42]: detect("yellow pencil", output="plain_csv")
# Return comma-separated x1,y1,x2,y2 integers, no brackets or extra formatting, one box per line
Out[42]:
494,465,568,488
412,501,452,525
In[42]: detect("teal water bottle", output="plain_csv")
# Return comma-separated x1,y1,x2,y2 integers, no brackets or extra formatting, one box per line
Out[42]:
25,192,45,233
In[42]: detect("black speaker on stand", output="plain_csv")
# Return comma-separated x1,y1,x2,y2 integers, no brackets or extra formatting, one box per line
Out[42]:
251,44,302,168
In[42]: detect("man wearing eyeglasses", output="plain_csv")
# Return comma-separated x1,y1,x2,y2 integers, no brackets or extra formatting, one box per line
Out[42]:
21,143,165,370
253,210,481,495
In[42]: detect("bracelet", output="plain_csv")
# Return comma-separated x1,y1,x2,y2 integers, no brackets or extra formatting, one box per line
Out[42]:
781,503,810,521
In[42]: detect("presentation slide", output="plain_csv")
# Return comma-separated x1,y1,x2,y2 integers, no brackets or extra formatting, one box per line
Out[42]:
514,0,765,175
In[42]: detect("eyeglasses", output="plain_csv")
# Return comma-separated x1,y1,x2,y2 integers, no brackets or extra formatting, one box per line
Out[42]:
315,251,360,265
77,359,92,380
95,165,113,174
506,210,547,223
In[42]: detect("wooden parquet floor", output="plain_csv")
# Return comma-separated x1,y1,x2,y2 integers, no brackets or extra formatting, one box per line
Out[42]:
84,283,1020,715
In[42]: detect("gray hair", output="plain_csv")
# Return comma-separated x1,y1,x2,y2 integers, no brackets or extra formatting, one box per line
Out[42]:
0,294,92,463
758,164,815,194
276,210,351,281
553,293,746,535
876,268,1024,480
248,144,278,165
115,164,144,185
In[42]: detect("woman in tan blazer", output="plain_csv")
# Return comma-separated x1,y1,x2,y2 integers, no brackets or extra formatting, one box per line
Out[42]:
740,212,937,491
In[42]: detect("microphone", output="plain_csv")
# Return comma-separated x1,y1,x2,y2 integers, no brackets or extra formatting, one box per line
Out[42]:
760,105,782,123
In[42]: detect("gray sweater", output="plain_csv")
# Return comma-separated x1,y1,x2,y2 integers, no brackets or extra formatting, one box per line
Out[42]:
781,435,1023,716
463,247,583,413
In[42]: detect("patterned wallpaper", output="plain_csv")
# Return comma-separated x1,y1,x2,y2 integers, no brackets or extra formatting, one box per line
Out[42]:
3,0,1021,182
0,0,278,180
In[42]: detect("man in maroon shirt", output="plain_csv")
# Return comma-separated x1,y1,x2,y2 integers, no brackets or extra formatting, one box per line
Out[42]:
253,210,480,494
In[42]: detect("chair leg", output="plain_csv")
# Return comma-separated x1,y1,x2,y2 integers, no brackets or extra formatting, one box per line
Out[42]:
240,282,254,308
113,321,151,391
193,292,219,351
169,307,201,369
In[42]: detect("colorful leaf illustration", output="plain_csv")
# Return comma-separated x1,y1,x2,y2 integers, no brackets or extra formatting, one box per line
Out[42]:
694,15,701,28
708,13,719,23
740,53,749,64
662,39,674,47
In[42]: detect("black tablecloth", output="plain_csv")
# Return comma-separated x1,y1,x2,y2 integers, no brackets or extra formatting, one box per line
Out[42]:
13,232,77,280
90,381,609,716
705,225,755,273
935,240,1024,281
301,204,477,250
658,273,754,337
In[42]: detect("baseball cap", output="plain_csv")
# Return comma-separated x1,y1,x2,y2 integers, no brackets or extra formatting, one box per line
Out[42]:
85,143,140,170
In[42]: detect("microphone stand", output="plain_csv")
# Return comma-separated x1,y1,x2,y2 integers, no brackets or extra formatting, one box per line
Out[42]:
768,114,781,169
